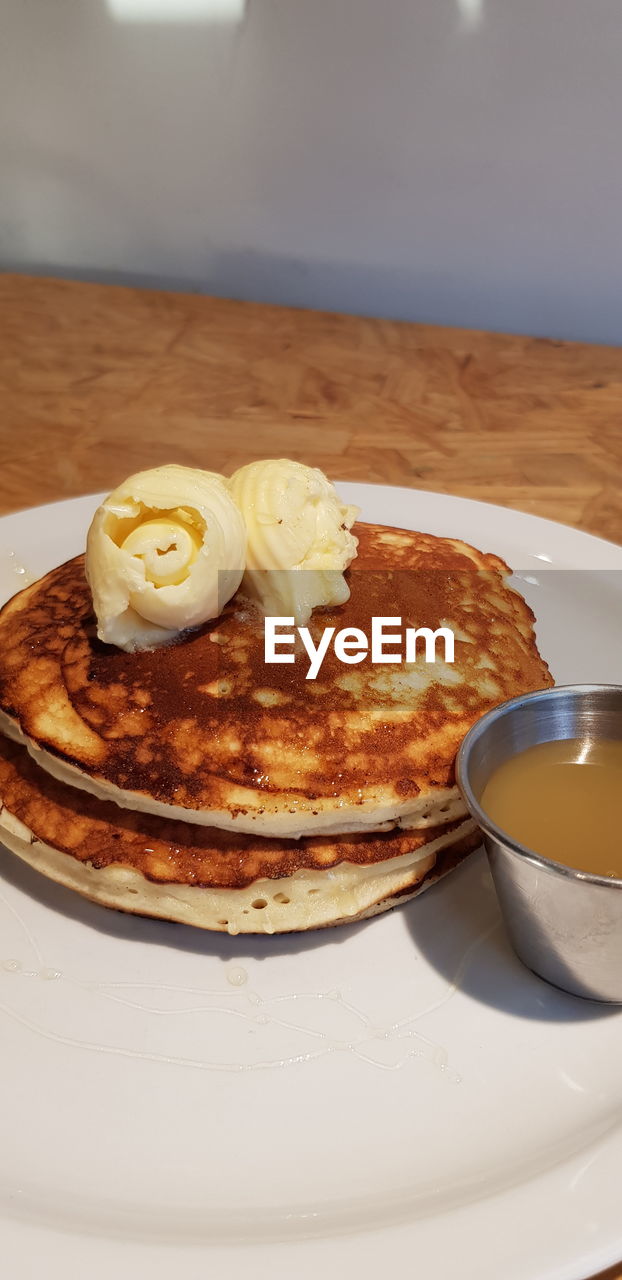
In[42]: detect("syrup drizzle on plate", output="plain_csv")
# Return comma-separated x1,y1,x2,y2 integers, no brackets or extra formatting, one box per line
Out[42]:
0,550,36,594
0,886,499,1080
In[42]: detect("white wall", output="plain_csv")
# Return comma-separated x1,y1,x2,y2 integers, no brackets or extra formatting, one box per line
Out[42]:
2,0,622,343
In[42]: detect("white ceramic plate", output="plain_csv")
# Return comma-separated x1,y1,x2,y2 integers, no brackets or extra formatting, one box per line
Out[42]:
1,484,621,1280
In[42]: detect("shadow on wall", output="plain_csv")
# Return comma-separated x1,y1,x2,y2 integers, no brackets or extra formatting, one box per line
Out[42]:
1,0,622,343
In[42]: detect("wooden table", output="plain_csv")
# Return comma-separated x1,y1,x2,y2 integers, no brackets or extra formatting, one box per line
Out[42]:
0,274,621,544
1,274,621,1280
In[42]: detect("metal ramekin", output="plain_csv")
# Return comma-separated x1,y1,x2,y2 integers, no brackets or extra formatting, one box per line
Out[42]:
456,685,622,1003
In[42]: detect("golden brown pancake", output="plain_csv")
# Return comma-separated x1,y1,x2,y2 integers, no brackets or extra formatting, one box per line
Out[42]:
0,735,479,933
0,523,552,837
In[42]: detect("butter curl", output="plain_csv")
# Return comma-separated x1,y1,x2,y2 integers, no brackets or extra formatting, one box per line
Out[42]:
86,465,246,651
228,459,358,624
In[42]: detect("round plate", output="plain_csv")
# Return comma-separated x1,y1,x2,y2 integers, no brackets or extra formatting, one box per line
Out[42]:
0,485,621,1280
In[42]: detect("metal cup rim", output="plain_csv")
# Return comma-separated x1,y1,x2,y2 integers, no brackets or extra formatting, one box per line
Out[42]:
455,682,622,891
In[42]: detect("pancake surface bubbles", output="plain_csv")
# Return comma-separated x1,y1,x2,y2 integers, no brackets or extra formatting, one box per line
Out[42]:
0,523,553,837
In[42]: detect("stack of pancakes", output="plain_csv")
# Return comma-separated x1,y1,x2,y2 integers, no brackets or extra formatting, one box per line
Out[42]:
0,523,552,933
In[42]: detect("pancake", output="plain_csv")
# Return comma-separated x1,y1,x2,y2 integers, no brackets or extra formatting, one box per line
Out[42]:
0,522,552,838
0,736,479,933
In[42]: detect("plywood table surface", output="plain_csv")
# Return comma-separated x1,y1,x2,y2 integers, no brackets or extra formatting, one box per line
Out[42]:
0,274,621,543
0,274,621,1280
